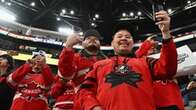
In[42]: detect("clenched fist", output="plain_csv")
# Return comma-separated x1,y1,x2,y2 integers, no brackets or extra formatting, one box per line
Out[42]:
27,55,46,73
65,33,82,48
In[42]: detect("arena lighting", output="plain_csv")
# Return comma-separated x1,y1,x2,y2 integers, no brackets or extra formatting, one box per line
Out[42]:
1,0,4,2
130,12,134,17
122,12,126,17
91,22,95,26
61,9,66,14
95,14,99,19
137,11,142,16
185,2,196,9
56,17,61,21
0,9,16,22
70,10,74,15
187,0,191,4
7,2,11,6
79,32,83,36
167,9,172,13
58,27,74,35
30,2,35,7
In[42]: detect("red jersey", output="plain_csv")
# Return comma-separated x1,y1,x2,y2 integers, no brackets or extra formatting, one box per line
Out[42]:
50,48,106,110
153,80,184,109
7,63,54,110
50,77,75,109
78,39,177,110
0,75,15,110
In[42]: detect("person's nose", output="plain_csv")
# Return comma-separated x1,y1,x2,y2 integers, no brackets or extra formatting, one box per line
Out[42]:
120,35,128,41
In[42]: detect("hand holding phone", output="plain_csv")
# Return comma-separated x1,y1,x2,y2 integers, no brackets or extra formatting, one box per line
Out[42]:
152,0,165,22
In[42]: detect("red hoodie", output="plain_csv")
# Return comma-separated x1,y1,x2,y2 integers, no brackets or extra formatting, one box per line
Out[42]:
7,63,54,110
50,48,106,110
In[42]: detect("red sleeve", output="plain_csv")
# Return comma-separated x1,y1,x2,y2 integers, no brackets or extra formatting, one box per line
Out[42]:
135,40,153,58
50,77,66,98
149,38,177,79
58,48,77,79
7,63,32,87
77,65,101,110
42,65,55,86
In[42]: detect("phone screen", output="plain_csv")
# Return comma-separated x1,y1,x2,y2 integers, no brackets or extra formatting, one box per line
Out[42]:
152,2,165,22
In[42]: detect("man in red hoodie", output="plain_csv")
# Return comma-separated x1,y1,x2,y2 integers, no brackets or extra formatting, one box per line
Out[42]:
77,10,177,110
50,29,107,110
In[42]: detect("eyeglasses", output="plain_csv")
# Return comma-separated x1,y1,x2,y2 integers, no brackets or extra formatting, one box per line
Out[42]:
32,50,46,57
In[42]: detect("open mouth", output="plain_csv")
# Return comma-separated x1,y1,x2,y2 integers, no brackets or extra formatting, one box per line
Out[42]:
119,41,129,47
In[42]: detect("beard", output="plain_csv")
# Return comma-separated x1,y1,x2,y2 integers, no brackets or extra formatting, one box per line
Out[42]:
85,44,100,53
117,50,130,56
115,48,132,56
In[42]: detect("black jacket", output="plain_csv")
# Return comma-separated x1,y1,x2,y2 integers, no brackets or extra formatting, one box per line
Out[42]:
0,76,15,110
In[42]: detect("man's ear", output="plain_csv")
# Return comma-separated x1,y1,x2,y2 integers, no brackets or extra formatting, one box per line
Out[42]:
111,36,115,47
111,41,113,47
82,40,86,47
7,63,10,67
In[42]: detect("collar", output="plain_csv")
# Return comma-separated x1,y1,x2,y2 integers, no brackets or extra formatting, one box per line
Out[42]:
79,49,107,59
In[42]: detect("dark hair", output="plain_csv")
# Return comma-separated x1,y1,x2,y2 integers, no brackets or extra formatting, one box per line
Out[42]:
0,54,14,73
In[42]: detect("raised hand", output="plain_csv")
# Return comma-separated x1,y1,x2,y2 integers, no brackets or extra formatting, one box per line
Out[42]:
155,10,171,39
65,33,82,48
27,55,46,73
26,58,36,68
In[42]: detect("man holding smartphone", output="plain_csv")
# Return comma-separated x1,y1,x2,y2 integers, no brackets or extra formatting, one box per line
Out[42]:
77,10,177,110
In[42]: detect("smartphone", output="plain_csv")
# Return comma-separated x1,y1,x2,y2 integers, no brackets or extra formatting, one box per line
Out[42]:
152,1,165,22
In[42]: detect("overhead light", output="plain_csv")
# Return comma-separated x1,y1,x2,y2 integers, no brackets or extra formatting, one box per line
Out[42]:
187,0,191,4
56,17,61,21
91,23,95,26
0,9,16,22
7,2,11,6
137,11,142,16
91,23,96,27
70,10,74,15
167,9,172,13
122,12,126,17
1,0,5,3
58,27,74,35
61,9,66,14
30,2,35,7
93,17,96,21
185,2,196,10
95,14,99,19
130,12,134,17
79,32,83,36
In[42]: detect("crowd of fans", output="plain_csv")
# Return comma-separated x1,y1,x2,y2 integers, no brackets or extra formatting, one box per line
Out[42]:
0,10,196,110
